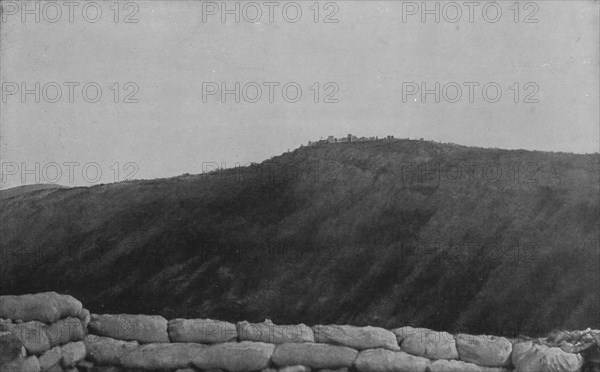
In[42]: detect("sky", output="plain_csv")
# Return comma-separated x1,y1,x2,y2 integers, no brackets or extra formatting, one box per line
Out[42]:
1,0,598,189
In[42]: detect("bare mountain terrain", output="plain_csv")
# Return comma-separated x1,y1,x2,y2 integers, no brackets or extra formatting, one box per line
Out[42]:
1,139,598,336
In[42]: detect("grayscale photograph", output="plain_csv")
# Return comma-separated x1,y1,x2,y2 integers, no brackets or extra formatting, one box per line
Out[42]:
0,1,599,371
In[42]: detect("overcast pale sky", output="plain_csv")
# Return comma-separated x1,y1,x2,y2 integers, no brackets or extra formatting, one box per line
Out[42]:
1,0,598,188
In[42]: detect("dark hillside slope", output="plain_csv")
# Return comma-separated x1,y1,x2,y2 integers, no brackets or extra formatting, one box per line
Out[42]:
1,140,598,336
0,183,66,198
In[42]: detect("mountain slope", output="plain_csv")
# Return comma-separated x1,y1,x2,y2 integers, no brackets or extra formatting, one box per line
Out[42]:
1,139,598,336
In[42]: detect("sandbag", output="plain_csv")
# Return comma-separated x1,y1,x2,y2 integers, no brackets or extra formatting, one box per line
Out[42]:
313,325,399,351
272,342,358,369
78,309,91,329
46,317,85,347
39,346,62,371
83,334,139,365
119,342,207,370
0,356,41,372
426,359,510,372
2,321,51,355
392,327,458,359
354,348,430,372
38,341,86,370
0,332,25,364
169,318,237,344
238,319,314,344
279,366,312,372
83,366,123,372
192,341,275,372
512,341,583,372
455,334,512,367
88,314,169,343
60,341,86,367
0,292,82,324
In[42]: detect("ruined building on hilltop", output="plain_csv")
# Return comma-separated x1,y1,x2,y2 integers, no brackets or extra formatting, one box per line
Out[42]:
308,134,394,146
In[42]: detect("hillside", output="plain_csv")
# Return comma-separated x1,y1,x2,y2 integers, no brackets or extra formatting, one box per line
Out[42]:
1,139,598,337
0,183,66,198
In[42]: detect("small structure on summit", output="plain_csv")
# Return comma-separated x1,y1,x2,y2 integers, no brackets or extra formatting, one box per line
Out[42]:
308,134,394,146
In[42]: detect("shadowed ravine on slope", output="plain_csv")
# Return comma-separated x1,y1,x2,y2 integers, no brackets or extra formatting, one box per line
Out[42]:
1,139,599,337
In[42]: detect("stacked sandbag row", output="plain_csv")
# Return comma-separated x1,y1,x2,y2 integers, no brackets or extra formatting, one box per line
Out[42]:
391,326,590,372
0,292,90,372
1,293,597,372
83,315,594,372
82,316,397,371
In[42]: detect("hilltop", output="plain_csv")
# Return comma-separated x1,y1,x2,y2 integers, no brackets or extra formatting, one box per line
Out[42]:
1,139,598,336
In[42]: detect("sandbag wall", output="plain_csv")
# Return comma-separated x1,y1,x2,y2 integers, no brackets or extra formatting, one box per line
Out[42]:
0,292,89,371
1,293,598,372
